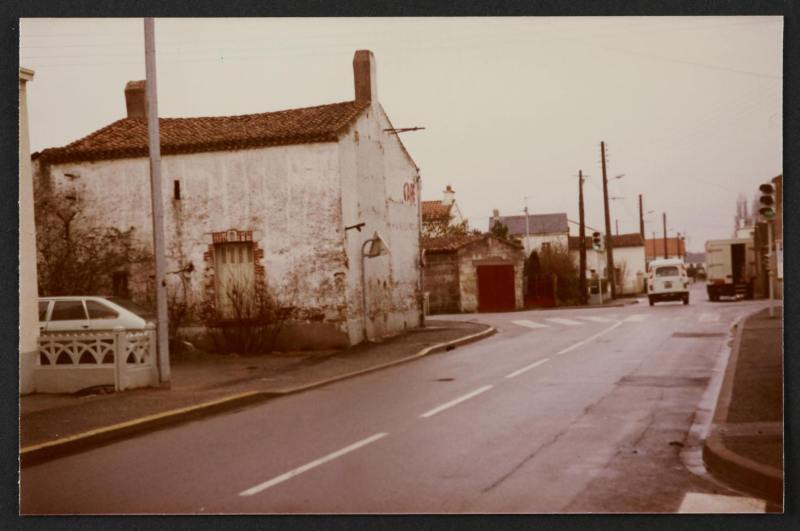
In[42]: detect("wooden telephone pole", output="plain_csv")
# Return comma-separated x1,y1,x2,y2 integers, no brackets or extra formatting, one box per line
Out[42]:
601,141,616,298
639,194,645,239
663,212,668,259
578,170,587,305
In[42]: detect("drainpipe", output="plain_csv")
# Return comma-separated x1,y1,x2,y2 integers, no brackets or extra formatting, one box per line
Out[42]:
361,238,373,342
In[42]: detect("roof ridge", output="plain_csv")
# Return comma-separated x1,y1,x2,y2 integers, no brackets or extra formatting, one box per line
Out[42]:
34,100,371,164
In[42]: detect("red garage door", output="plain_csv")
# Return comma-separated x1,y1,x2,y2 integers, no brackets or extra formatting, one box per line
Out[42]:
477,264,516,312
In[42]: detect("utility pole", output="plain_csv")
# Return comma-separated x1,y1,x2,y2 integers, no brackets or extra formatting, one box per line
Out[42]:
578,170,587,305
615,219,619,236
638,194,645,239
662,211,668,259
524,200,530,256
144,18,170,384
600,141,616,298
652,231,656,262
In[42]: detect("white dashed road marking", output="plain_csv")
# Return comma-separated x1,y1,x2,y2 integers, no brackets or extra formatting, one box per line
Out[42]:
505,358,550,379
420,385,493,419
545,317,583,326
576,315,614,323
677,492,766,513
699,313,720,322
623,314,648,322
239,432,389,496
556,321,623,355
512,319,549,329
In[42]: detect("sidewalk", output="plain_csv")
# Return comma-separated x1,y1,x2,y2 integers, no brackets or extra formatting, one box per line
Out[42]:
20,319,493,466
703,306,783,507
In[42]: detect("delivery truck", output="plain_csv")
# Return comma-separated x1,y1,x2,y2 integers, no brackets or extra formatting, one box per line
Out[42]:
704,238,755,301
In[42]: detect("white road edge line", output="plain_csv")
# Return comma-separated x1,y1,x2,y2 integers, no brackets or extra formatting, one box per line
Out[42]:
419,385,493,419
239,432,388,496
556,321,623,355
505,358,551,379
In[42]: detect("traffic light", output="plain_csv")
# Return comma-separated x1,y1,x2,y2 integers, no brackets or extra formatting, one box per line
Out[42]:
759,183,776,219
592,231,603,251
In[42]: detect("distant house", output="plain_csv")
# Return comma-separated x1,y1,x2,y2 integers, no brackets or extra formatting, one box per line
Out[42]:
32,50,422,349
490,210,569,256
421,185,465,237
645,237,686,262
569,232,646,295
422,234,524,313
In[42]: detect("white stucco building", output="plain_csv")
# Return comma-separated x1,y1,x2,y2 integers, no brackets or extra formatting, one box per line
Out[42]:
490,210,569,257
33,50,422,349
569,233,647,296
421,185,466,237
20,67,39,394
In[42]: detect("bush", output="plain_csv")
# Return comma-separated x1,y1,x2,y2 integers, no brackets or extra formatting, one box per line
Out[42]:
538,244,581,305
204,276,296,355
34,182,152,296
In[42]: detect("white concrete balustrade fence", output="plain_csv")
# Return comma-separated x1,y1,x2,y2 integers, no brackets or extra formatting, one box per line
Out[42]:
35,324,159,393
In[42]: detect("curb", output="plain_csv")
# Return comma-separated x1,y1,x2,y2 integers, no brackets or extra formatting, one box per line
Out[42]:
20,325,496,468
701,308,783,504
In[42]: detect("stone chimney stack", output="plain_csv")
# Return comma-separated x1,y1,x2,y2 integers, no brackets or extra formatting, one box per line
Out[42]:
125,80,147,120
492,209,500,220
442,185,455,206
353,50,377,104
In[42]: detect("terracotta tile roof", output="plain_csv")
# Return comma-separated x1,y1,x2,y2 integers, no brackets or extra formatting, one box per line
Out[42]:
422,234,523,253
421,200,453,222
34,100,370,164
568,232,644,250
492,213,568,235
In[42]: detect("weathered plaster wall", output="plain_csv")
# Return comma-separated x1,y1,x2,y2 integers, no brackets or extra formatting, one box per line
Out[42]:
458,239,524,312
613,246,647,294
37,142,349,341
422,252,460,314
19,69,38,394
339,103,421,343
571,246,646,295
521,233,569,257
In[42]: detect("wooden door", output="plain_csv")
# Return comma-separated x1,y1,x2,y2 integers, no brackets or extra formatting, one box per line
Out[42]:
477,264,516,312
214,242,256,318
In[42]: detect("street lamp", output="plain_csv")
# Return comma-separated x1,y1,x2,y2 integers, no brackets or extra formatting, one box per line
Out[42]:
361,231,391,343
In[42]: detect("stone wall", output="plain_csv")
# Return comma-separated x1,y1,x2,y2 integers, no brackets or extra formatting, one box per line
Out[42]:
423,252,460,314
457,238,524,312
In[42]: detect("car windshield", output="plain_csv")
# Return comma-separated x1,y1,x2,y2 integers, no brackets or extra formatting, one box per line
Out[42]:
655,266,680,277
105,297,156,320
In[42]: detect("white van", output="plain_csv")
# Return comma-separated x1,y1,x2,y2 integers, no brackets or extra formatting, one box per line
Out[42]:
647,258,689,306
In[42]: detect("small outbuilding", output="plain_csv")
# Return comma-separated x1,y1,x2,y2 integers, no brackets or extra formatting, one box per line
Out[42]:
422,234,524,314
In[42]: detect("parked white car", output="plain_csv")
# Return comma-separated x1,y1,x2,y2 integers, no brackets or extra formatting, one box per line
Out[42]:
38,296,154,334
647,258,689,306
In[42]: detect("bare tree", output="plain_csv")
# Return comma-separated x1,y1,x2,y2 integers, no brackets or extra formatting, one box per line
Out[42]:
34,183,152,296
204,271,300,355
423,213,470,238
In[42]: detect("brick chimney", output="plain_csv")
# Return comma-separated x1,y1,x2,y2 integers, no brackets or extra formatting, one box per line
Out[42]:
353,50,377,104
125,80,147,120
442,185,455,206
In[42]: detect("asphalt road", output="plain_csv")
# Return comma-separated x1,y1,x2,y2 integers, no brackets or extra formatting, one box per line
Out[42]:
21,283,769,514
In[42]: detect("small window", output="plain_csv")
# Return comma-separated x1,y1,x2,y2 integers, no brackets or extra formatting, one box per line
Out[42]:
86,300,119,320
174,180,181,200
38,301,49,321
51,300,88,321
656,266,680,277
112,271,129,298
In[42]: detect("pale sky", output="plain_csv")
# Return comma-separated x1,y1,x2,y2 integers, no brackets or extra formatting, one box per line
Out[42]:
20,17,783,252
